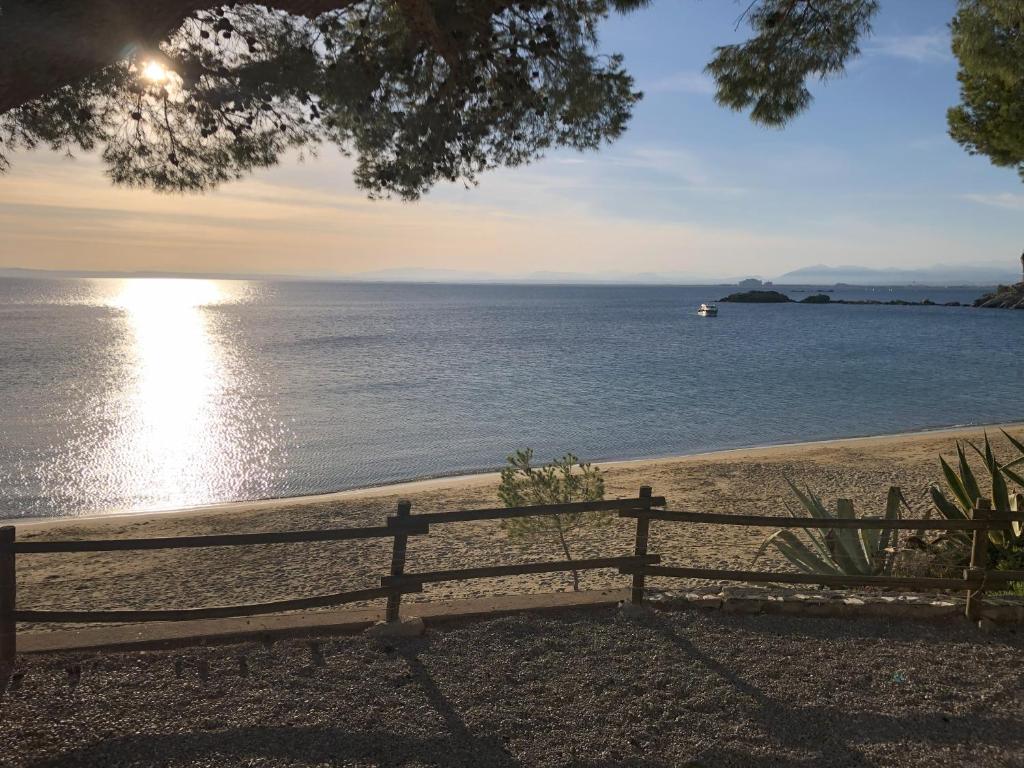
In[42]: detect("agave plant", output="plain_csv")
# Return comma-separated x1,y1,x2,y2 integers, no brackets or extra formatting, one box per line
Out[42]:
753,481,906,576
929,430,1024,545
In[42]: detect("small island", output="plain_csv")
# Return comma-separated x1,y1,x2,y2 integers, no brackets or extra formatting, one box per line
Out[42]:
802,295,960,307
719,290,793,303
721,290,962,307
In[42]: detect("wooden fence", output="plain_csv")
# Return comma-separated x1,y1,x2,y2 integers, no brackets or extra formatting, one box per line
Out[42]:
2,489,1023,666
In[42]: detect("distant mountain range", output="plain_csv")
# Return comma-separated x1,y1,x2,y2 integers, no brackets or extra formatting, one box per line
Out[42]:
1,262,1018,287
774,263,1019,286
340,267,710,284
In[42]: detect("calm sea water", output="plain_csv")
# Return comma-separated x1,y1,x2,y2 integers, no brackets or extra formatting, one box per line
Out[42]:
1,277,1021,519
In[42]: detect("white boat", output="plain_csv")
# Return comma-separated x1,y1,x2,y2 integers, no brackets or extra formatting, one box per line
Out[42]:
697,303,718,317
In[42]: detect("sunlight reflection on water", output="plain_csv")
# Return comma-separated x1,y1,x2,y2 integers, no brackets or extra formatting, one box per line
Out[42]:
25,279,288,515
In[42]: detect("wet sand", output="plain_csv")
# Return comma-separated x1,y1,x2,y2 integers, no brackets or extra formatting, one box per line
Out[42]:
12,423,1024,630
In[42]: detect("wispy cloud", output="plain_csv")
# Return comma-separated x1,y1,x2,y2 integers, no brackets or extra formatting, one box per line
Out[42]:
644,70,715,95
865,31,951,63
963,192,1024,211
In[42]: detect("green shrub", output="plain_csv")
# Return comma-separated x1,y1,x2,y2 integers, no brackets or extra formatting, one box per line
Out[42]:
497,449,609,591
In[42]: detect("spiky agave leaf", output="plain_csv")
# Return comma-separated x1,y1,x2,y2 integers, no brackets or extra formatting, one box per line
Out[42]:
771,530,842,575
862,486,903,576
783,478,872,575
940,455,972,514
965,434,1011,545
1003,463,1024,489
1011,493,1024,539
957,441,982,509
781,500,833,562
989,454,1012,547
1000,430,1024,471
990,452,1011,513
833,498,873,575
930,483,968,520
1001,463,1024,538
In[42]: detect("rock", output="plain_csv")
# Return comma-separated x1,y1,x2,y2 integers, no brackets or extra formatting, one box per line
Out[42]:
618,600,655,619
800,293,831,304
364,616,425,639
973,282,1024,309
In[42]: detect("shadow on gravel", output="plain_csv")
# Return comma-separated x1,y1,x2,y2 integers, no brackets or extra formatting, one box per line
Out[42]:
26,642,521,768
28,728,688,768
643,612,1024,765
25,726,510,768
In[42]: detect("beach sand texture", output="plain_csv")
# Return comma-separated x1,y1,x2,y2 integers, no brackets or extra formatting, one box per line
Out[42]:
12,424,1024,632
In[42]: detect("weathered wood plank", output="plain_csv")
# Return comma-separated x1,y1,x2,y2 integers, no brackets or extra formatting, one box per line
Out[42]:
382,555,661,586
631,486,652,605
620,564,979,591
984,569,1024,581
14,585,420,624
966,499,991,621
416,497,665,524
620,510,1024,531
15,522,428,554
385,500,412,622
0,526,15,666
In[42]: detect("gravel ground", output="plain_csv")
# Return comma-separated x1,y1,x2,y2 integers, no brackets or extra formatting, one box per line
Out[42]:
4,608,1024,767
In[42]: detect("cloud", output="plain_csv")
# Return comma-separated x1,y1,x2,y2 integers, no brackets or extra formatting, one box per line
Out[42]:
644,70,715,95
963,192,1024,211
865,31,951,63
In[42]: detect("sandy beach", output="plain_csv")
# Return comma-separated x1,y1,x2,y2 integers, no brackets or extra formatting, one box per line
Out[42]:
12,423,1024,631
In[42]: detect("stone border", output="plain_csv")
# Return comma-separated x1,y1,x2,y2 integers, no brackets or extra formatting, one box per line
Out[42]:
647,585,1024,623
16,589,631,655
15,585,1024,657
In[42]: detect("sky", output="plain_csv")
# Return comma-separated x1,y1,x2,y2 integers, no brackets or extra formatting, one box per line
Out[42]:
1,0,1021,281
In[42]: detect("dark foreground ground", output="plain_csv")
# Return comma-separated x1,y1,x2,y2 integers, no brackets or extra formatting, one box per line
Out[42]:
3,608,1024,767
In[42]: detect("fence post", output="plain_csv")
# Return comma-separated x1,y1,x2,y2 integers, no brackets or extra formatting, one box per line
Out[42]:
966,498,991,622
385,500,412,623
631,487,653,605
1,526,15,669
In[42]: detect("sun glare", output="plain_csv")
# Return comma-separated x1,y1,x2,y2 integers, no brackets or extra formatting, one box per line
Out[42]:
141,60,168,83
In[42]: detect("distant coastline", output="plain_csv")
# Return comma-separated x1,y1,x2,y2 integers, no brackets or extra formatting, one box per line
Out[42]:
0,265,1013,288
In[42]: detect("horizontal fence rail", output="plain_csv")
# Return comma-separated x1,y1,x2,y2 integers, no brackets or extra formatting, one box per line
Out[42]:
13,586,417,624
415,497,665,525
382,555,660,587
619,509,1024,530
1,487,1019,667
13,522,429,554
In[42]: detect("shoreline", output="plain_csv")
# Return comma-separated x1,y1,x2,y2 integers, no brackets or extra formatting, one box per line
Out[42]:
10,419,1024,530
13,421,1024,630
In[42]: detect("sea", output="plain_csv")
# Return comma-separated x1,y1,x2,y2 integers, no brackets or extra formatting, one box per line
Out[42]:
1,277,1021,519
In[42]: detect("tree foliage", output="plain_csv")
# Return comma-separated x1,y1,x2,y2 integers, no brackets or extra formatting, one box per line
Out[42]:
497,448,608,591
0,0,646,198
1,0,1022,197
947,0,1024,182
705,0,879,127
